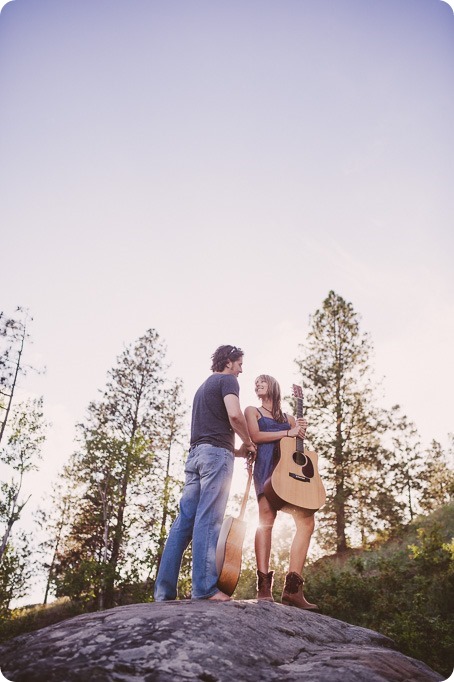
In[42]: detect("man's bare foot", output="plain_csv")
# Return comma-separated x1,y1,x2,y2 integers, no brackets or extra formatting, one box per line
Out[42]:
208,591,231,601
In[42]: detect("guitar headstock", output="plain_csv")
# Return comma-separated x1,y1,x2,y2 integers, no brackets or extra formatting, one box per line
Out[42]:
292,384,303,399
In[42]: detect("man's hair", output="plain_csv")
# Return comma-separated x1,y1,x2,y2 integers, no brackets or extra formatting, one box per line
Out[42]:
211,345,244,372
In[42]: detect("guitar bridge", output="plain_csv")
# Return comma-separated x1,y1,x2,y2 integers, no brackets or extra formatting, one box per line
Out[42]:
289,472,310,483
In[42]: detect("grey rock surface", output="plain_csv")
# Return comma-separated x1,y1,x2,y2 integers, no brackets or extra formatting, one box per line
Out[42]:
0,599,444,682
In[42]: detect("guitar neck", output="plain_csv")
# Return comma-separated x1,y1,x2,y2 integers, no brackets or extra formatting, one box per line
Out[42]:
296,395,304,452
238,464,252,521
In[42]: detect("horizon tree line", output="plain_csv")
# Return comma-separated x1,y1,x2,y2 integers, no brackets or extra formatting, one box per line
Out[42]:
0,294,452,611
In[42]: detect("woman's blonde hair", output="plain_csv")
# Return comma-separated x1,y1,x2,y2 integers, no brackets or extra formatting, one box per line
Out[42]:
256,374,286,422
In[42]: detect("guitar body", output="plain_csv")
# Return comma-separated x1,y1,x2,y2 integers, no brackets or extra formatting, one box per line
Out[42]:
264,436,326,511
215,515,247,596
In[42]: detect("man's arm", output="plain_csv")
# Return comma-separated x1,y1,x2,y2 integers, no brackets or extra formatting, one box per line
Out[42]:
224,394,256,457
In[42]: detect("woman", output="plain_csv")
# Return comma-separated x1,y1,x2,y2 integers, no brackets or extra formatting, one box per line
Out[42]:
245,374,317,609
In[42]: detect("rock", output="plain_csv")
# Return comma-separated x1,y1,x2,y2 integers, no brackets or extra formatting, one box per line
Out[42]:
0,600,444,681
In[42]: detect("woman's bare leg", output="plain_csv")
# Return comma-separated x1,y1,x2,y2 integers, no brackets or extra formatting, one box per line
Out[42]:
288,509,315,575
255,495,277,572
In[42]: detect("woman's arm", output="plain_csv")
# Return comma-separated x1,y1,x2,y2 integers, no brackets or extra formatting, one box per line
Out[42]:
244,406,300,444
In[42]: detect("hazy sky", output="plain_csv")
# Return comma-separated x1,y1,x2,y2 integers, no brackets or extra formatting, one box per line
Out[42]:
1,0,453,598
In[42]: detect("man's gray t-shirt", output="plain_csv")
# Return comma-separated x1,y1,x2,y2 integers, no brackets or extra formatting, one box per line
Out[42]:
190,373,240,452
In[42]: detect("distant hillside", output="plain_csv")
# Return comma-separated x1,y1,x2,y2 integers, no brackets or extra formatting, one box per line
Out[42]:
305,502,454,678
2,504,452,677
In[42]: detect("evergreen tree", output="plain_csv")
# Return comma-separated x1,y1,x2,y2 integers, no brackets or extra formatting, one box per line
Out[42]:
418,436,454,512
0,308,32,447
36,479,73,605
387,407,425,522
145,378,187,583
156,380,186,563
0,532,33,615
295,291,393,552
0,308,46,607
53,329,186,608
0,398,47,563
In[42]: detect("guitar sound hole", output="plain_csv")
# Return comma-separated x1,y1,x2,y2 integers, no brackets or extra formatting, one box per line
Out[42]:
293,450,307,467
293,450,315,479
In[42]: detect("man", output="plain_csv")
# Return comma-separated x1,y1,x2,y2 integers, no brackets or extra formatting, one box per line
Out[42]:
154,344,256,602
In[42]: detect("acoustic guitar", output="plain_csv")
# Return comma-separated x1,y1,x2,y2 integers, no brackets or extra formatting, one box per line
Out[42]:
215,456,253,596
264,384,326,512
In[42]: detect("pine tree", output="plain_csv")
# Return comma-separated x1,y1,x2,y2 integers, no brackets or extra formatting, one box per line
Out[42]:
418,436,454,512
53,329,186,608
0,308,32,447
36,479,73,605
0,532,33,615
295,291,392,552
0,309,46,608
152,378,187,579
387,407,425,522
0,398,47,563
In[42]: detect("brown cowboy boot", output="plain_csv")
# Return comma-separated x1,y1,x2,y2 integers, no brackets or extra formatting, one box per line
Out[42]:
281,571,318,610
256,570,274,601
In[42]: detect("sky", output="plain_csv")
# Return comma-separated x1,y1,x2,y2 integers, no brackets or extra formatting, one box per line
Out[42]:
0,0,453,602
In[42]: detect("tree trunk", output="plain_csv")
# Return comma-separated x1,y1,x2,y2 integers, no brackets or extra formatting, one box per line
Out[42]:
104,411,140,609
334,364,348,553
155,417,176,576
43,498,69,604
103,456,131,609
98,477,110,611
335,489,348,553
43,545,57,605
406,475,414,521
0,472,29,563
0,320,26,446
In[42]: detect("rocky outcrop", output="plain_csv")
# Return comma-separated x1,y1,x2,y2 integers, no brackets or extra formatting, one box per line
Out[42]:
0,599,444,681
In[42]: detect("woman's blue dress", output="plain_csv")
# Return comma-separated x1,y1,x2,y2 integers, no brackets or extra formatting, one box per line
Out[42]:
253,411,291,499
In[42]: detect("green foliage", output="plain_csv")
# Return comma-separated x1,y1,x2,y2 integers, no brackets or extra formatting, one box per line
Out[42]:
418,437,454,513
0,397,46,602
0,398,47,561
305,504,454,677
387,407,424,522
295,291,399,552
0,534,33,616
232,563,257,600
294,291,454,560
0,598,88,643
48,330,188,610
0,309,45,606
2,504,453,680
54,558,115,606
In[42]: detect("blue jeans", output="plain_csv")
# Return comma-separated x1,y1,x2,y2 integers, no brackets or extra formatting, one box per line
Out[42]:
154,443,234,600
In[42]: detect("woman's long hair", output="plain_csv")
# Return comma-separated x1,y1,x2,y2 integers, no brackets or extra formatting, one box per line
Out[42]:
257,374,286,423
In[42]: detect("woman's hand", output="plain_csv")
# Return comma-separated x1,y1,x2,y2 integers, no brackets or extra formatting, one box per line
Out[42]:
287,424,300,438
287,418,308,438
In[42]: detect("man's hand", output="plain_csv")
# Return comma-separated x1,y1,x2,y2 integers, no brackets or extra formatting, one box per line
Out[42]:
235,441,257,461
